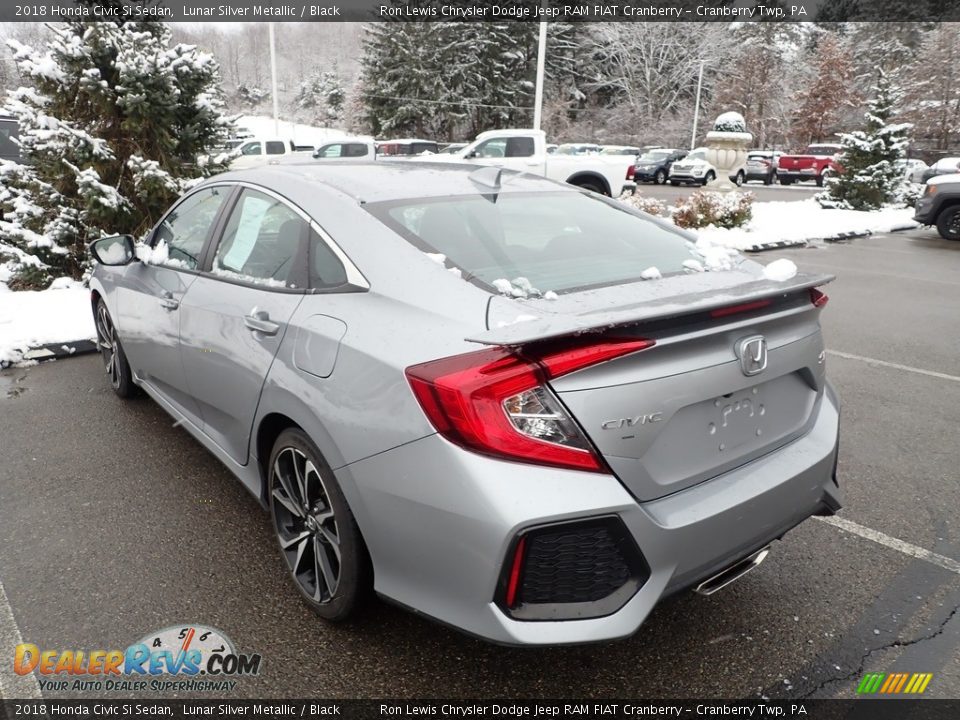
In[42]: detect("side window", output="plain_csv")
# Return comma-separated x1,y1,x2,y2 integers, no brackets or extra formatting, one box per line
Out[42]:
343,143,369,158
212,189,309,287
212,189,308,288
240,142,261,156
265,141,286,155
310,230,348,289
474,138,506,158
151,187,229,270
504,137,534,158
319,144,342,158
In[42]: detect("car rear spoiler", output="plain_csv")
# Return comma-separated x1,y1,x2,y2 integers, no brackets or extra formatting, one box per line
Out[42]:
467,271,835,347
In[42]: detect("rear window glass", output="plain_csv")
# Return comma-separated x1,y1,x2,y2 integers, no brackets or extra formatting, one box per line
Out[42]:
366,192,699,294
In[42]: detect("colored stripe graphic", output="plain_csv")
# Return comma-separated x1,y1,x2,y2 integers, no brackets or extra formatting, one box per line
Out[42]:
856,672,933,694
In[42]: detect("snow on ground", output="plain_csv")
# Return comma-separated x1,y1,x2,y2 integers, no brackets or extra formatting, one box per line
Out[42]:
235,115,347,148
0,279,95,367
695,198,918,251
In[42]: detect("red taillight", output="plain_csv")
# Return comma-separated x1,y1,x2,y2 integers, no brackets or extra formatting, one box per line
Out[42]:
406,338,654,472
709,299,772,318
810,288,829,308
505,536,526,608
626,166,635,180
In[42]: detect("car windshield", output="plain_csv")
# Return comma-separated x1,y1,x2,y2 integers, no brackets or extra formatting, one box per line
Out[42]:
686,150,706,161
639,151,670,162
367,192,700,294
807,146,839,155
601,147,639,155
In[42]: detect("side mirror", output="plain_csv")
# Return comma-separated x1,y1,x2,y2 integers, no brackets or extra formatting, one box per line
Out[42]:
465,150,477,159
90,235,136,266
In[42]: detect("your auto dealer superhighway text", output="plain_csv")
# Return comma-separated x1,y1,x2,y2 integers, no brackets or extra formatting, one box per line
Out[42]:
380,705,801,717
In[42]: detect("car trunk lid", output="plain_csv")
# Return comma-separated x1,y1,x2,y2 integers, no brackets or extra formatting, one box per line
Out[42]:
475,270,832,502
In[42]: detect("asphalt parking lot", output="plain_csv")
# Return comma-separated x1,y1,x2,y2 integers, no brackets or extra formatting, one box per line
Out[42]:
1,228,958,700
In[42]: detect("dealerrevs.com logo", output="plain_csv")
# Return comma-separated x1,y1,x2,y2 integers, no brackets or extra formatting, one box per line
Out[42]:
14,624,261,693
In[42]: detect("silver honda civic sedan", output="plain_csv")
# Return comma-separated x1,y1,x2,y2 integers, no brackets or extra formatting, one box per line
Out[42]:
88,162,841,645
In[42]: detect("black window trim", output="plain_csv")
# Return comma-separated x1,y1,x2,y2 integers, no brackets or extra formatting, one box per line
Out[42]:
146,184,238,278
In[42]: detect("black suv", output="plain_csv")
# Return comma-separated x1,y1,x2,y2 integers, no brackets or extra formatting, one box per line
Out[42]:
914,176,960,240
633,148,686,185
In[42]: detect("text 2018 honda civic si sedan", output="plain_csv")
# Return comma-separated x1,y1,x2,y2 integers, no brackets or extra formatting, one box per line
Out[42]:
88,162,841,645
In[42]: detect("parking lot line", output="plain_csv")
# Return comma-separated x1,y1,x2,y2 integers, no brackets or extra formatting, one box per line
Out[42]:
0,578,42,699
816,516,960,576
826,349,960,384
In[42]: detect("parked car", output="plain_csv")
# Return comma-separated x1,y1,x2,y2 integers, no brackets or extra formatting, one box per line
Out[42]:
428,129,636,196
439,143,468,155
600,145,641,157
87,162,840,645
745,150,784,185
0,115,20,163
312,138,377,161
633,148,687,185
920,157,960,184
897,158,928,184
914,173,960,240
229,138,315,170
669,147,745,186
377,139,439,156
555,143,602,156
777,144,844,186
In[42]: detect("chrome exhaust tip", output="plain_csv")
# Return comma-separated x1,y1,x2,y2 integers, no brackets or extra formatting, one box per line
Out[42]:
693,546,770,596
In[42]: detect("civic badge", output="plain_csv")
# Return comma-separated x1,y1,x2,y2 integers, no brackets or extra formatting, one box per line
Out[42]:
736,335,768,376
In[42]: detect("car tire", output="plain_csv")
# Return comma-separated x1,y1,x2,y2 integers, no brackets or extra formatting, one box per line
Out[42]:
734,171,745,187
780,178,794,186
268,428,371,621
935,205,960,240
94,299,136,399
816,170,832,187
654,169,667,185
703,171,716,185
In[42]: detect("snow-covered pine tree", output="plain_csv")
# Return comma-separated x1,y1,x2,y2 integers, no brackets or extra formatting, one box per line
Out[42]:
318,66,345,127
295,67,345,127
824,70,912,210
0,19,232,287
360,13,539,140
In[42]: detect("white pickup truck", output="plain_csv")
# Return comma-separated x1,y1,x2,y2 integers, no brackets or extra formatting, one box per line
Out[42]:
426,129,635,196
229,138,315,170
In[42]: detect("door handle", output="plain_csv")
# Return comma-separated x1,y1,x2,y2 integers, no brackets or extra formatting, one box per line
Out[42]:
158,292,179,311
244,310,280,336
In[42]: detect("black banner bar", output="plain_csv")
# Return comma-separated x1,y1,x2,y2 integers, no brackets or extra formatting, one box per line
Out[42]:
2,0,960,23
4,700,960,720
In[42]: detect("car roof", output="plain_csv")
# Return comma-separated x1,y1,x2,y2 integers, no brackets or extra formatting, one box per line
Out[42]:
209,161,573,204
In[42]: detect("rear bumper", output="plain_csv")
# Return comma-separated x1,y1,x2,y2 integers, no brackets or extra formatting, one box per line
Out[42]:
777,170,817,182
338,384,841,645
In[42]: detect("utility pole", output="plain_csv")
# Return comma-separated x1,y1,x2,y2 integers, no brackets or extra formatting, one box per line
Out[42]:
533,21,547,131
268,23,279,137
691,60,705,150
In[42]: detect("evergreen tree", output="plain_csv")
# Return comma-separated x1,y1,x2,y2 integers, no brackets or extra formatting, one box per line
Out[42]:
825,70,912,210
294,65,345,127
359,13,539,140
0,20,232,286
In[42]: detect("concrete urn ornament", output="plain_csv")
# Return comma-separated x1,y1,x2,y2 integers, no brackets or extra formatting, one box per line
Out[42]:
706,112,752,192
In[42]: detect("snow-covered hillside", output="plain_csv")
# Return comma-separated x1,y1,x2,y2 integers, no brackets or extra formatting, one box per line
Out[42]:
235,115,348,147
